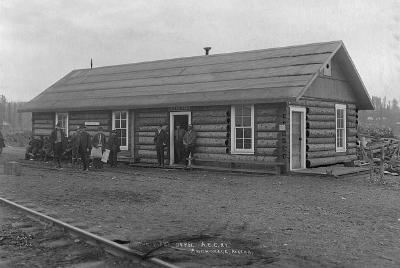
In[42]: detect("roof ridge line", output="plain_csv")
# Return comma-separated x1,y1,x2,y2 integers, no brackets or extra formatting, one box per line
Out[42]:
72,40,343,72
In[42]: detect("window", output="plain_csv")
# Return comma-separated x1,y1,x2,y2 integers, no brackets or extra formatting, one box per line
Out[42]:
231,104,254,154
112,111,128,150
55,112,68,136
335,104,346,152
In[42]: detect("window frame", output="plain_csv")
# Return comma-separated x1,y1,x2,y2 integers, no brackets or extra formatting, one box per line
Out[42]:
112,111,129,151
55,112,69,137
335,104,347,152
230,104,255,154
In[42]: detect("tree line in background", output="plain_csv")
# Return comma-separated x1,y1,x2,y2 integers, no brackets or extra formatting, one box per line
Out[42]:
359,96,400,138
0,95,32,146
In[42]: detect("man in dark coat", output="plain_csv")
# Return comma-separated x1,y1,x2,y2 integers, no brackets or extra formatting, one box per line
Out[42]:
78,125,91,171
50,122,67,168
42,136,53,163
70,127,80,167
154,125,167,167
107,129,120,168
0,130,4,154
183,124,197,168
92,127,106,169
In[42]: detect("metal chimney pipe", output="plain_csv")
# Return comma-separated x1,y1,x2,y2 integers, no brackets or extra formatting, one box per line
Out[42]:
203,47,211,55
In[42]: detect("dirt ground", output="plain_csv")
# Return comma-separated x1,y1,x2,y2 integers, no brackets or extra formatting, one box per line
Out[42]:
1,146,400,267
0,202,142,267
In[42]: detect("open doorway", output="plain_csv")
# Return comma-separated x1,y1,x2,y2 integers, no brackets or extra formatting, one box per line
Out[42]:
169,111,191,165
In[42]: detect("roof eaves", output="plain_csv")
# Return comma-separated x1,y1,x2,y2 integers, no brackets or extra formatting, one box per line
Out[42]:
339,44,374,110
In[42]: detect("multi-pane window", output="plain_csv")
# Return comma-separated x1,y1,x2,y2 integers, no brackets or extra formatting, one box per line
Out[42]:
55,112,68,136
231,104,254,154
335,104,346,152
112,111,128,150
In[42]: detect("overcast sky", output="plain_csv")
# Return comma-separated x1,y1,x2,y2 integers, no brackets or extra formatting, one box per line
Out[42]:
1,0,399,103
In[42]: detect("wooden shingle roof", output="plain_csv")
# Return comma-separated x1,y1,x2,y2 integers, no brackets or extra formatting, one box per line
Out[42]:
21,41,373,112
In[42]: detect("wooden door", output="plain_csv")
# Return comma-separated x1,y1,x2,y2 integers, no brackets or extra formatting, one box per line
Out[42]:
291,111,303,169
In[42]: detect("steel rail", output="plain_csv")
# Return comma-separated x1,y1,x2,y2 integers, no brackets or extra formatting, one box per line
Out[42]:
0,197,180,268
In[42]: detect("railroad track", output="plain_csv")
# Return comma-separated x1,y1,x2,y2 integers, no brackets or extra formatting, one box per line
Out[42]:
0,196,180,268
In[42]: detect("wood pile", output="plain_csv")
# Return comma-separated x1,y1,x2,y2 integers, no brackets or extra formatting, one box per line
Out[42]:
358,137,400,176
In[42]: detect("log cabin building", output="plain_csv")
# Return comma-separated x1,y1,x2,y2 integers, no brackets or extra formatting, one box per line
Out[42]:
20,41,373,174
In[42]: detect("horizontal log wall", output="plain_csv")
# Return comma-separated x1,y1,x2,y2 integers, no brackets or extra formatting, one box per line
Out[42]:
192,104,285,170
135,109,169,164
68,111,112,137
293,99,358,168
192,106,230,159
255,103,285,162
32,112,55,136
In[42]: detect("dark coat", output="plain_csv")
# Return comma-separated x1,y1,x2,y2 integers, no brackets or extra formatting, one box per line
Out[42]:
0,131,4,148
78,131,91,151
92,133,106,148
70,132,80,149
154,129,167,148
107,133,120,152
50,128,67,149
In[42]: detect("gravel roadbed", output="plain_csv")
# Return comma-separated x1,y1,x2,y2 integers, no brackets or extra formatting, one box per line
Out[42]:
1,146,400,267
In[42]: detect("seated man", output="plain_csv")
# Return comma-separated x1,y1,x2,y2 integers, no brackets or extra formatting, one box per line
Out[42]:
25,136,34,160
42,136,53,162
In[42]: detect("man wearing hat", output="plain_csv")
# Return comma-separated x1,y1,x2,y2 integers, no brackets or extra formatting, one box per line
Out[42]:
50,122,67,169
107,129,120,168
92,126,106,169
0,129,4,155
78,124,91,171
183,124,197,168
70,126,81,167
154,124,167,167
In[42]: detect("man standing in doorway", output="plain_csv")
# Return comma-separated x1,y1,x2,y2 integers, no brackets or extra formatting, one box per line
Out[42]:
50,122,66,169
78,125,91,171
174,124,185,163
183,124,197,168
154,125,167,167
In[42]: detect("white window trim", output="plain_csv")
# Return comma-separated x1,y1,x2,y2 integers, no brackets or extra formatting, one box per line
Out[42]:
230,104,255,154
55,112,69,137
335,104,347,152
112,111,129,151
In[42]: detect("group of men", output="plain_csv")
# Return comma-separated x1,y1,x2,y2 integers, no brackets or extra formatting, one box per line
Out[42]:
28,123,121,171
154,124,197,168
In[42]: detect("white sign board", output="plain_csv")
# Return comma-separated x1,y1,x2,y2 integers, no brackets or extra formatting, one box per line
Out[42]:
85,121,100,126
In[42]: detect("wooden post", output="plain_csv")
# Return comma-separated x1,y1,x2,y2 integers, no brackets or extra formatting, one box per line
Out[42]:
380,145,384,179
369,145,372,179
